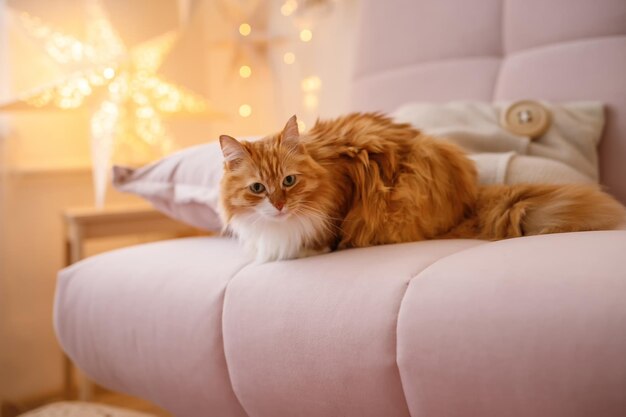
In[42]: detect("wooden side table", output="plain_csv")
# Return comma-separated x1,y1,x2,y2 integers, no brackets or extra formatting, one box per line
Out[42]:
62,204,203,401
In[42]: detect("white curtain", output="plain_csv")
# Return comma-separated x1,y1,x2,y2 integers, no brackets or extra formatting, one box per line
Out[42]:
0,0,8,201
0,0,9,385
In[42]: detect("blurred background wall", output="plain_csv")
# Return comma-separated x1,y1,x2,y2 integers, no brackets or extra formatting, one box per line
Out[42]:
0,0,359,403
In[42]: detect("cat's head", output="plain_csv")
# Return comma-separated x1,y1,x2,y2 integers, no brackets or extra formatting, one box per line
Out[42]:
218,115,325,223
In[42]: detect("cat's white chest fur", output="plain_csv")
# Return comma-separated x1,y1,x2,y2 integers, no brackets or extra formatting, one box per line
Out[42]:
229,210,327,262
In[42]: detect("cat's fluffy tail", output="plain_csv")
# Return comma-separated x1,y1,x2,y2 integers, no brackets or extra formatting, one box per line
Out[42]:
446,183,626,239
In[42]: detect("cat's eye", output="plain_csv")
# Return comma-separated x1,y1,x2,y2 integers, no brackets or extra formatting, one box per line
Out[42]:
283,175,296,187
249,182,266,194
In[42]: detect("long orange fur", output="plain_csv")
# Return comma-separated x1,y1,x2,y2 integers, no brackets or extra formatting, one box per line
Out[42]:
219,113,625,260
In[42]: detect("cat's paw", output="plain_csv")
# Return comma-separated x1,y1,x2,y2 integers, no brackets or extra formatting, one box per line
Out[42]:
296,247,331,259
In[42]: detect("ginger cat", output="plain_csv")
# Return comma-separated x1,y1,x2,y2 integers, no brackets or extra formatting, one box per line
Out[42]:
219,113,625,262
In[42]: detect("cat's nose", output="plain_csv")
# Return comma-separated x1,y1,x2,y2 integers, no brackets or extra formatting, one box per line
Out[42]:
274,201,285,211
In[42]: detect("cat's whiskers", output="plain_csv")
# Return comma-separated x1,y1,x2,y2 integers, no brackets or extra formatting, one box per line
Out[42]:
297,205,344,224
236,210,269,232
295,202,339,219
249,212,266,228
294,207,341,235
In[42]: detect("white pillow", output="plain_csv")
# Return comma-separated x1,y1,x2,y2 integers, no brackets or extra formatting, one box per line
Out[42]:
113,143,226,231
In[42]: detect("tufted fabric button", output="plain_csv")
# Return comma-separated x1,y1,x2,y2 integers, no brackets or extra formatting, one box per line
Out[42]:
500,100,551,138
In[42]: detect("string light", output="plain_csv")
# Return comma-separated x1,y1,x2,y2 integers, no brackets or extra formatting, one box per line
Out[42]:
301,75,322,92
239,104,252,117
301,75,322,112
304,93,318,110
239,65,252,78
283,52,295,64
281,0,298,16
239,23,252,36
103,67,116,79
299,29,312,42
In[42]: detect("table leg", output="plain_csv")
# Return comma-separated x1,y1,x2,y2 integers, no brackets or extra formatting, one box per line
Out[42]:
76,370,95,401
62,353,73,399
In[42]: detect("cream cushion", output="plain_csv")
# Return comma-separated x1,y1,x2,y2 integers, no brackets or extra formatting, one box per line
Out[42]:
392,101,604,184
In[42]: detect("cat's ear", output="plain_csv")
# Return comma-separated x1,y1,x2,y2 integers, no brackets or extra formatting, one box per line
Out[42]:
281,115,300,149
219,135,246,169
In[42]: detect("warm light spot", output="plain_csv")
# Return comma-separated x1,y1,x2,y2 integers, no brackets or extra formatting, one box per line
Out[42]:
107,78,125,97
156,83,169,95
71,43,83,59
239,23,252,36
297,120,306,132
283,52,295,64
103,67,116,79
301,75,322,92
88,71,105,86
299,29,312,42
131,91,147,105
239,104,252,117
136,106,155,118
58,84,73,98
58,97,80,109
77,78,92,95
239,65,252,78
304,93,318,110
281,0,298,16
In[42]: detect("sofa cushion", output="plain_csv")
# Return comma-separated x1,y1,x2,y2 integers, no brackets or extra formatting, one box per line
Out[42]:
55,238,482,417
54,238,250,417
398,231,626,417
392,101,604,183
55,232,626,417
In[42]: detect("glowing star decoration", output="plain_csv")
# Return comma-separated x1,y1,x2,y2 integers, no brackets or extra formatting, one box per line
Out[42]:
0,0,221,208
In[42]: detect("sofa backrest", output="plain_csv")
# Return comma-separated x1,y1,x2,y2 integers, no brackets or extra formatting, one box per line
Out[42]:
351,0,626,204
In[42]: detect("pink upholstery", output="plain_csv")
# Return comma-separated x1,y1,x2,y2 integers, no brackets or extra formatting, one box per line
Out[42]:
54,1,626,416
398,232,626,417
55,232,626,416
55,239,248,417
352,0,626,204
222,240,480,417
